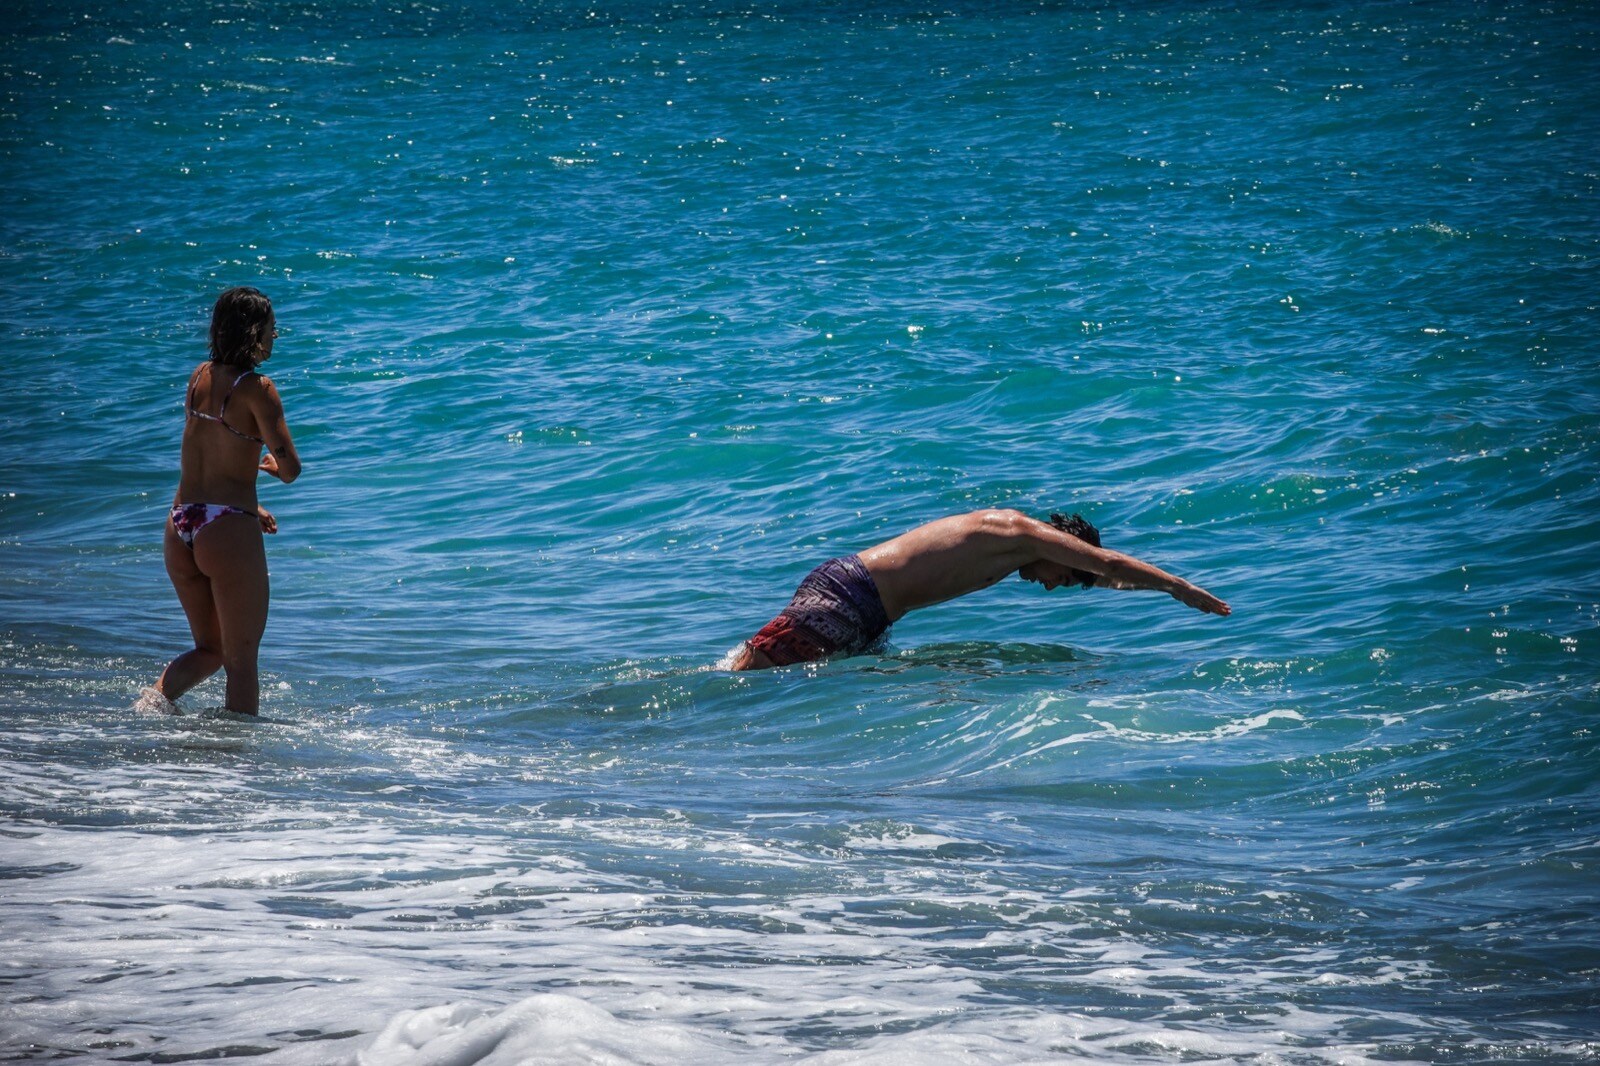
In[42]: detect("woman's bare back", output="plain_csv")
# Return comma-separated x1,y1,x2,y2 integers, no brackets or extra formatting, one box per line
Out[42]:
175,363,286,510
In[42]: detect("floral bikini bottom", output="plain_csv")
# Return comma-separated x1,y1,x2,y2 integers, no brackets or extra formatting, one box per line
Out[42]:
169,503,256,549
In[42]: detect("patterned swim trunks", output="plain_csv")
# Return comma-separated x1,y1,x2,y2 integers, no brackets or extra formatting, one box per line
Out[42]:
746,554,891,667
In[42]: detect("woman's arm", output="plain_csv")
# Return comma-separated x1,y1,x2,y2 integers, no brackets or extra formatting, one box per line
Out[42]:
254,376,302,484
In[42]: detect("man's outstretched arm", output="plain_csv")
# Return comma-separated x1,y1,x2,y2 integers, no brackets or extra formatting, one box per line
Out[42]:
1019,516,1231,616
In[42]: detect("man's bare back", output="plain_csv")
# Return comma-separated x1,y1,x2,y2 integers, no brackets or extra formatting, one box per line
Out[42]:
732,509,1228,671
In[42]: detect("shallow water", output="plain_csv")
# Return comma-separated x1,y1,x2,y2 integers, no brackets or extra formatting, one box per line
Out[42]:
3,0,1599,1062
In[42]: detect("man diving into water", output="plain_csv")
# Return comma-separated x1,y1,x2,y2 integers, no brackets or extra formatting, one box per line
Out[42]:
729,509,1229,670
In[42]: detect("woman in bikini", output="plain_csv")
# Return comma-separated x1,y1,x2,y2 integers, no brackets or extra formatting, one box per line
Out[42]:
154,287,301,714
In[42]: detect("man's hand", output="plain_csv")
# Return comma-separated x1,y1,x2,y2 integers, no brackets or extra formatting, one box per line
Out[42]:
257,506,278,535
259,451,283,480
1172,581,1229,616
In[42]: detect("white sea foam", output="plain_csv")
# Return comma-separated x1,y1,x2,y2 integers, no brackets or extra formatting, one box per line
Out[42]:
347,996,751,1066
1,810,1470,1064
335,993,1444,1066
840,825,974,852
977,707,1307,772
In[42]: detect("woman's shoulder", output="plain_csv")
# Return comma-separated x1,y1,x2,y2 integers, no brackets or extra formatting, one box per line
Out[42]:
237,369,285,406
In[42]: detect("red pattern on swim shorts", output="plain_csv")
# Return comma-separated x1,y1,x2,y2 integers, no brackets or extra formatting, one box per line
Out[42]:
747,613,832,667
745,555,890,667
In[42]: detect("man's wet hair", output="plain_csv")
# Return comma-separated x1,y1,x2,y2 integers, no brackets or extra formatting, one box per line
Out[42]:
1048,512,1102,588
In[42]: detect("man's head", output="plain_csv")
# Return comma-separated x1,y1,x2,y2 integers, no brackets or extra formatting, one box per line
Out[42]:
1019,512,1103,591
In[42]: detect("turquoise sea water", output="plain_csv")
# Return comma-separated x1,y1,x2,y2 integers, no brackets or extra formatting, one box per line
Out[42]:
3,1,1599,1061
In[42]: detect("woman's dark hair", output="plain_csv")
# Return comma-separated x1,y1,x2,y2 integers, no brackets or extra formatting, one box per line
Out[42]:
1048,512,1102,588
209,286,274,368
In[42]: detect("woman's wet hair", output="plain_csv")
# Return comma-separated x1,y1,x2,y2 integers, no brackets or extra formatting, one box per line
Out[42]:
1048,512,1102,587
209,286,274,368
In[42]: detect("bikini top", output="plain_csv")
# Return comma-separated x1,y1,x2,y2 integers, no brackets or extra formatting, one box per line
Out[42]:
187,366,264,444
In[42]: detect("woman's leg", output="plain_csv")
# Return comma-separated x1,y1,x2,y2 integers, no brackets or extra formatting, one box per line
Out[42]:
193,514,270,715
158,521,224,700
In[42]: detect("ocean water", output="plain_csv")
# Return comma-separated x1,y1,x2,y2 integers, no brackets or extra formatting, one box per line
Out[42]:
3,0,1599,1061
